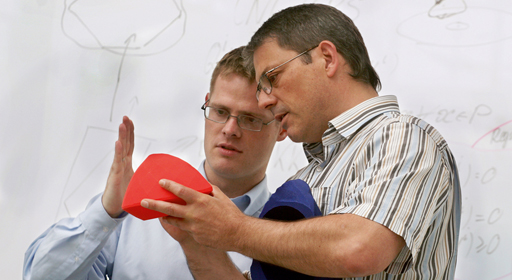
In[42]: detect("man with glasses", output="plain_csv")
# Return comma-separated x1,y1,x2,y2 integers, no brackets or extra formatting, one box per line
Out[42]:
23,46,287,280
143,3,461,280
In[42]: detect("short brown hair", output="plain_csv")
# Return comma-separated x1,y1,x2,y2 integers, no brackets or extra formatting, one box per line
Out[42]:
244,4,381,91
210,46,255,93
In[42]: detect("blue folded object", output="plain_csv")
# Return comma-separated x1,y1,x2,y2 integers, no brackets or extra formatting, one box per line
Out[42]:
250,179,334,280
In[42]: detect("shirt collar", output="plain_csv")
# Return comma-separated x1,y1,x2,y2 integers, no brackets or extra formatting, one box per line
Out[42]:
198,160,270,217
304,95,400,159
328,95,400,140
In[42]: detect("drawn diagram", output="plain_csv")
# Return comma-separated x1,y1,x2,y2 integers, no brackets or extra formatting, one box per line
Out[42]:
61,0,187,120
233,0,352,26
234,0,279,25
429,0,467,19
55,0,188,220
471,120,512,151
454,152,512,280
54,126,156,220
204,41,229,75
397,0,512,47
452,144,511,275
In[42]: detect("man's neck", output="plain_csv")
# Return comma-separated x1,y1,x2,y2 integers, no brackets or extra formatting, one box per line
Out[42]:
203,166,264,198
210,176,261,198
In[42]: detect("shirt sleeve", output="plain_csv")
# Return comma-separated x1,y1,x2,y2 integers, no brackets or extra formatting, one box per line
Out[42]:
23,193,126,280
331,121,452,274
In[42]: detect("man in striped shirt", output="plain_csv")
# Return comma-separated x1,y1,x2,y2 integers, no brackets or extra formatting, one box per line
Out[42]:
143,3,461,279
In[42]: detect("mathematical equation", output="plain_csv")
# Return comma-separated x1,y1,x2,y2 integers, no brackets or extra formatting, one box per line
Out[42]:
457,161,509,259
401,104,492,125
459,206,503,256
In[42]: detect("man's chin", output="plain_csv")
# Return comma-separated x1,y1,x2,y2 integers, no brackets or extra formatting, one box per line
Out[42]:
287,128,321,144
285,130,303,143
208,160,241,176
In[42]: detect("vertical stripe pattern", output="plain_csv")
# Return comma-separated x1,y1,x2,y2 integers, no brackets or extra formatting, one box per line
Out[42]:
289,95,461,280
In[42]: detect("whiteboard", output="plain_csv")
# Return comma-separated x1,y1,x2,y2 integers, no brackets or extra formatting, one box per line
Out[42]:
1,0,511,279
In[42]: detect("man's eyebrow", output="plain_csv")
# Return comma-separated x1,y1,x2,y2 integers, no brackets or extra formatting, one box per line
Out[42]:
209,102,266,118
259,59,290,80
260,64,278,77
257,61,280,80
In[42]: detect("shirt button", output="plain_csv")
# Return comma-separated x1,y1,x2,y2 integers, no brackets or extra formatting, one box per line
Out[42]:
316,166,323,172
75,256,79,262
103,227,109,232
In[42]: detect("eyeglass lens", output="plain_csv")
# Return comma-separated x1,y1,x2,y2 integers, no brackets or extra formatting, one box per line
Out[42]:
256,45,318,101
257,75,272,101
205,107,263,131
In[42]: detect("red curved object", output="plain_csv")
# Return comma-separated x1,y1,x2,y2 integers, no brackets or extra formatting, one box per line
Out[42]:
122,154,212,220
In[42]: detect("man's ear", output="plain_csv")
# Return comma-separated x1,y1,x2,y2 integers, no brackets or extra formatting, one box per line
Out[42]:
318,40,341,78
276,127,288,142
205,92,210,102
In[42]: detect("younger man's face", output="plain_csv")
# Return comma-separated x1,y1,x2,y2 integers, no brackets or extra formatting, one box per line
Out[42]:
203,73,282,183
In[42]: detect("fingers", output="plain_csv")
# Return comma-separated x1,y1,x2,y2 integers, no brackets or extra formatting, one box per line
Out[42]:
209,184,232,203
210,184,225,198
141,198,187,218
112,127,127,173
159,217,200,246
122,116,135,157
119,117,129,157
112,140,124,170
141,179,212,219
115,116,135,162
116,121,127,156
160,216,184,231
158,179,207,204
159,217,179,234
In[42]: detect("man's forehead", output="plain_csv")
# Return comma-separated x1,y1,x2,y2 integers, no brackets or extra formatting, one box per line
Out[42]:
254,42,303,80
253,40,283,75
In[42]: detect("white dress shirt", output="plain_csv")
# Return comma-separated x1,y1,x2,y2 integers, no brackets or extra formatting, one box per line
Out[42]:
24,160,271,280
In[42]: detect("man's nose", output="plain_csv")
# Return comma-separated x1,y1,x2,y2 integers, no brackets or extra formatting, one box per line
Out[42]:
222,116,242,137
257,92,277,110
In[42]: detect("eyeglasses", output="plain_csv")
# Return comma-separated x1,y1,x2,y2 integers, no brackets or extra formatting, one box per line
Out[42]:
256,45,318,101
201,102,275,132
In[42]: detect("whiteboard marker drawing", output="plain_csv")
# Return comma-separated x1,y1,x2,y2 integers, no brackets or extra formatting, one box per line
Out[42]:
61,0,187,121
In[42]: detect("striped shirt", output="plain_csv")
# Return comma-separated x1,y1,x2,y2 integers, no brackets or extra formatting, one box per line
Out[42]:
289,95,461,279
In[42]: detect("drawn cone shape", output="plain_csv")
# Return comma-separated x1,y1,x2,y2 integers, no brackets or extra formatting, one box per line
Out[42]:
62,0,187,120
429,0,467,19
122,154,212,220
62,0,186,55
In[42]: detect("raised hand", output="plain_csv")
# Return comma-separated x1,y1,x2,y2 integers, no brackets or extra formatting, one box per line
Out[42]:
102,116,135,218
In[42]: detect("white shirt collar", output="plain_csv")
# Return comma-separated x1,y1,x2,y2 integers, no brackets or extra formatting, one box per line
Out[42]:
198,160,271,217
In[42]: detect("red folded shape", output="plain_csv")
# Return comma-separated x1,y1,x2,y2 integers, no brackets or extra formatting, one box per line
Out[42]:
122,153,212,220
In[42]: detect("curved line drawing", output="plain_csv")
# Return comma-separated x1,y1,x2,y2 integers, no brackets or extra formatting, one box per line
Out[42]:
55,126,156,220
429,0,467,19
109,34,136,121
345,0,361,21
204,41,229,75
61,0,187,121
372,54,399,76
61,0,187,56
234,0,279,26
493,271,512,280
471,120,512,149
397,5,512,47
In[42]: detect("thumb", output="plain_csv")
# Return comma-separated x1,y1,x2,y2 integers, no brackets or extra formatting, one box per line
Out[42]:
209,184,225,198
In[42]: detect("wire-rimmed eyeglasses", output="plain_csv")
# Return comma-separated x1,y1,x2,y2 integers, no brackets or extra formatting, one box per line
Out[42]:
256,45,318,101
201,101,275,132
